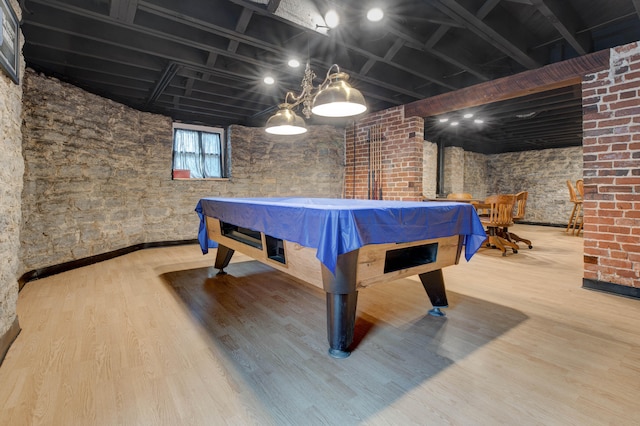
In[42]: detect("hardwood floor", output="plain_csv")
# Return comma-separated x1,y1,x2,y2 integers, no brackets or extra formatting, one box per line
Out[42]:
1,225,638,425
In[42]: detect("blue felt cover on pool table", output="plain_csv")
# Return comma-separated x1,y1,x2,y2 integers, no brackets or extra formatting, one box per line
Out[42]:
195,197,486,274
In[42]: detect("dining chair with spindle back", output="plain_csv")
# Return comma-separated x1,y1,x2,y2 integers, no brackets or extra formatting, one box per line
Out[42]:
480,194,519,256
502,191,532,249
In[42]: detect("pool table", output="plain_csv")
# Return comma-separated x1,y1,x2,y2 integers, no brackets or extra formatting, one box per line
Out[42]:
196,197,486,358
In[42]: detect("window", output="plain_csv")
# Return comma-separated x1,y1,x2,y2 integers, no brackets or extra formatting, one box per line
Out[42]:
172,123,227,179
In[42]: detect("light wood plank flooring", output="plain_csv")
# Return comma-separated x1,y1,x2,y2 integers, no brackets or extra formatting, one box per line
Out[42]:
1,225,638,425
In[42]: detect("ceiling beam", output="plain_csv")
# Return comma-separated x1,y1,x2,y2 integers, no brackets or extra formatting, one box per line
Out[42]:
109,0,138,23
134,1,437,100
405,49,610,118
228,7,253,53
530,0,589,55
146,62,180,106
426,0,500,50
419,0,497,81
267,0,281,14
386,23,491,82
433,0,541,69
223,0,460,93
360,38,404,75
633,0,640,19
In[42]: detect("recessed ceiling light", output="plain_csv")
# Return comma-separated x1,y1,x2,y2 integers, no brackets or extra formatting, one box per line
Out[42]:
474,119,484,124
325,10,339,28
288,59,300,68
463,113,474,119
263,76,275,85
450,121,459,126
439,118,449,123
367,8,384,22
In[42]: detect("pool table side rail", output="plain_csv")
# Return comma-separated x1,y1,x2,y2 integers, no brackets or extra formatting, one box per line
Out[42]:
205,217,463,290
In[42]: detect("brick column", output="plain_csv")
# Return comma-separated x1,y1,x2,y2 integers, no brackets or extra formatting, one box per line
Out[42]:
344,106,426,201
582,41,640,294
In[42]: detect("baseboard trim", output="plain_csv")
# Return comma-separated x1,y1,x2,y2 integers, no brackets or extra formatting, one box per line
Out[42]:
583,278,640,299
517,221,566,228
0,316,21,367
18,239,199,290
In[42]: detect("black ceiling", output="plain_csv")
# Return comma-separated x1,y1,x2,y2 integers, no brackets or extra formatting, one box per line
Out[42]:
423,83,585,154
19,0,640,154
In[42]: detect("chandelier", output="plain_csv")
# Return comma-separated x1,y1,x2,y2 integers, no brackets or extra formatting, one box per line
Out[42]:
265,63,367,135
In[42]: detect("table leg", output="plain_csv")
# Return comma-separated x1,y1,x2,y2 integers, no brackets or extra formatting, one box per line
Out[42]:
321,250,359,359
214,244,235,274
326,292,358,359
419,269,448,317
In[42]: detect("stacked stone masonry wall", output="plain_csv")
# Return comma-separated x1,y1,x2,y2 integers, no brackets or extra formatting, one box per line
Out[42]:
486,147,583,225
422,139,438,199
0,0,23,345
463,151,490,199
20,70,344,273
582,42,640,288
441,146,582,225
443,146,465,194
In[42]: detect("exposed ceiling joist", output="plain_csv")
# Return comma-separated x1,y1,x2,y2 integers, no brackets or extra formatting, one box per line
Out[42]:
109,0,138,23
434,0,541,69
530,0,589,55
20,0,639,153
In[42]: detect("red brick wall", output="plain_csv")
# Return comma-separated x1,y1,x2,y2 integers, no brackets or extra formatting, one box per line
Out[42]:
582,41,640,288
344,106,426,200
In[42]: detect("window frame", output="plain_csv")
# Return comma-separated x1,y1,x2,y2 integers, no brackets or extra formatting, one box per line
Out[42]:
172,123,228,180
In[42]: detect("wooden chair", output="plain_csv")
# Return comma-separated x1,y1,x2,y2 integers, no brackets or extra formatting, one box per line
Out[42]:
575,179,584,235
505,191,533,249
566,179,583,235
446,193,473,200
480,194,519,256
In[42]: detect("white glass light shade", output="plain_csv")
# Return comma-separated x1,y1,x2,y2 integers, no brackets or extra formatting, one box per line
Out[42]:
265,105,307,135
311,72,367,118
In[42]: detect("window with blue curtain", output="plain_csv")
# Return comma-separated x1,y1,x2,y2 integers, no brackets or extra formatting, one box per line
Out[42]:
172,124,226,178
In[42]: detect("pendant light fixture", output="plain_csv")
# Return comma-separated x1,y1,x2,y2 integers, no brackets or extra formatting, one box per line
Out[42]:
265,63,367,135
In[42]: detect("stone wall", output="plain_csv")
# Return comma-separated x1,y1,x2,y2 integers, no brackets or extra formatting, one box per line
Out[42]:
440,145,582,225
463,151,490,199
20,70,345,273
422,140,438,199
1,0,23,361
582,41,640,289
487,147,583,225
443,146,465,194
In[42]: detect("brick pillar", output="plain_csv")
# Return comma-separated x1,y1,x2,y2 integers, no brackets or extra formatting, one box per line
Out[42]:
345,106,425,201
582,41,640,292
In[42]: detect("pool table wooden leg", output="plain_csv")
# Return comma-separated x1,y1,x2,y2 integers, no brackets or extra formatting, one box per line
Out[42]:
419,269,449,317
321,250,359,359
214,244,235,274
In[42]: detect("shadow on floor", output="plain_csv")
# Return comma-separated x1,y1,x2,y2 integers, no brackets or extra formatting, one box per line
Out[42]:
161,259,528,424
